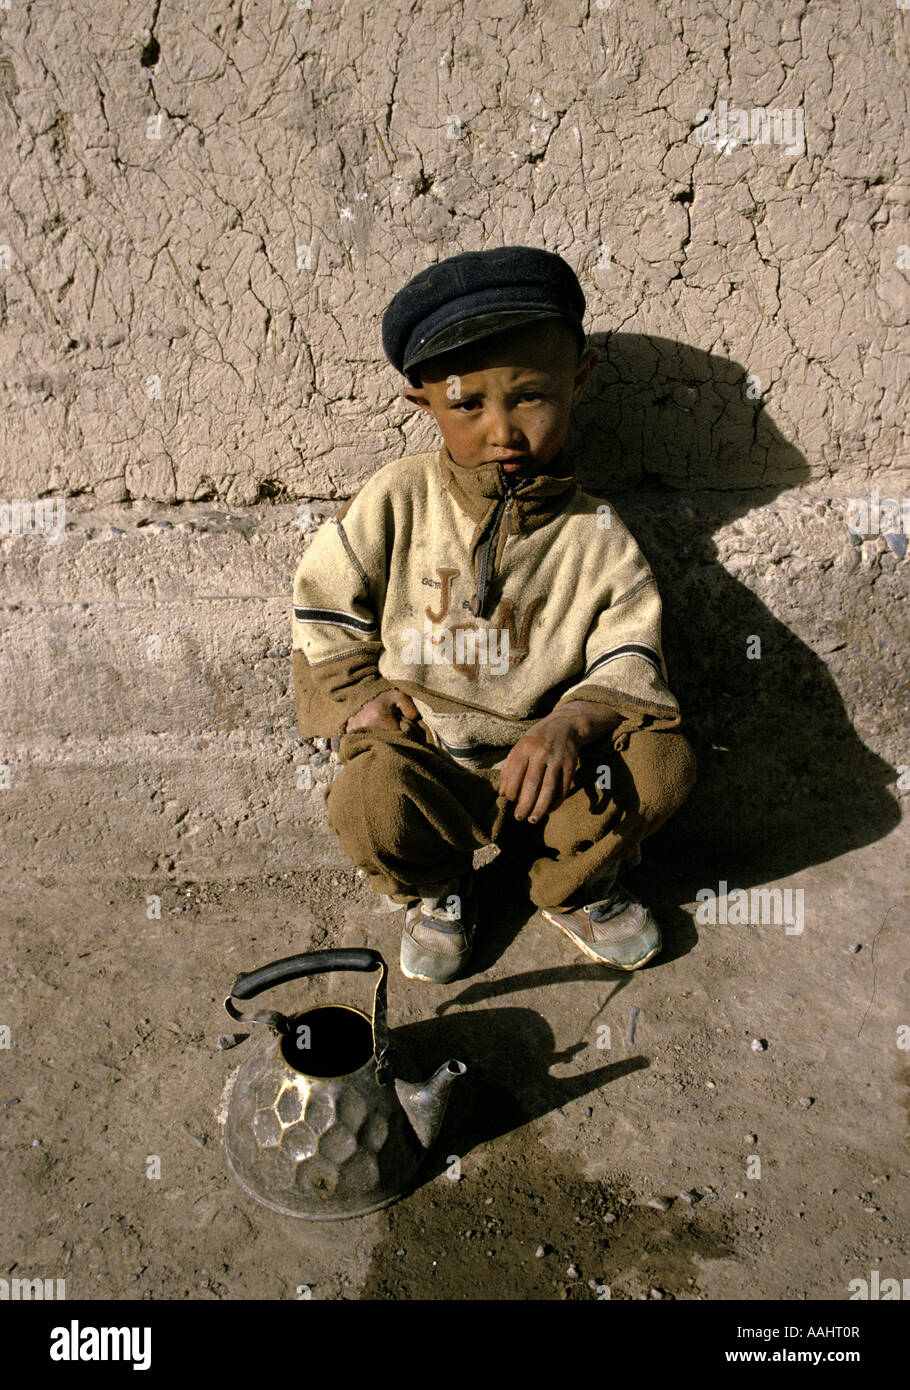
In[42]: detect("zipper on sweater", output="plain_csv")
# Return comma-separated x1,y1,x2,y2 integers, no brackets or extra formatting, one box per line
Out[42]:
471,473,525,618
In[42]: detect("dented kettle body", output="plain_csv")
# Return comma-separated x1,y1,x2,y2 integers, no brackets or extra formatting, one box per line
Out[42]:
221,950,465,1220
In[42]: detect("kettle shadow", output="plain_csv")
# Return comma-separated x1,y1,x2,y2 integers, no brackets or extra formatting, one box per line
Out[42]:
390,1004,648,1185
461,332,898,968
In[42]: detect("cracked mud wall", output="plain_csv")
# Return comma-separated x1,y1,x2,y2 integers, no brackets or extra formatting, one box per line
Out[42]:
0,0,907,502
1,1,908,879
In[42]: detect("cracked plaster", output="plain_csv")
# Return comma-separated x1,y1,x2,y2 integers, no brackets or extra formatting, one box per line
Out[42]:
0,0,906,503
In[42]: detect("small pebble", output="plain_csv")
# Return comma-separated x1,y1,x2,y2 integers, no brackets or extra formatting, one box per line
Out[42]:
603,1212,617,1224
566,1264,580,1280
745,1133,757,1144
650,1288,663,1299
751,1038,768,1052
395,1249,405,1257
217,1033,247,1051
735,1191,746,1199
535,1244,548,1259
647,1197,671,1211
484,1197,493,1205
849,943,862,954
705,1080,716,1089
678,1189,702,1205
798,1097,815,1108
5,1098,20,1107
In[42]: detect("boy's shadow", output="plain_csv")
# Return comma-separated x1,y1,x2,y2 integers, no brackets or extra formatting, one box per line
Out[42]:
470,333,898,968
573,333,899,893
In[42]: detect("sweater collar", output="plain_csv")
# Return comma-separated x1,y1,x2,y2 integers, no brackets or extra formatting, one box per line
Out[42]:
435,445,577,528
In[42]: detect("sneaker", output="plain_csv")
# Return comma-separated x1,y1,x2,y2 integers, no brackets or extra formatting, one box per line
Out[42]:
400,874,477,983
541,869,661,971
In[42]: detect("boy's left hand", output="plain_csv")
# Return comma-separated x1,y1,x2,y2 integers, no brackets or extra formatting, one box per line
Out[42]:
498,701,619,824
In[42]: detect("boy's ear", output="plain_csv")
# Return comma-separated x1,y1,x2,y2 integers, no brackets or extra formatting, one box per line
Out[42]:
402,384,434,413
572,347,599,402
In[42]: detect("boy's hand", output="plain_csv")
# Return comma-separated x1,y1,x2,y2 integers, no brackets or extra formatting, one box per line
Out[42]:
345,689,420,733
498,701,620,823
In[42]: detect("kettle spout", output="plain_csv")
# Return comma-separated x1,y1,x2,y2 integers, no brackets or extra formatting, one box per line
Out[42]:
395,1060,467,1150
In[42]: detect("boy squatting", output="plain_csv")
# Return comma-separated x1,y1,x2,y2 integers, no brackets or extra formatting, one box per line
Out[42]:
292,246,696,984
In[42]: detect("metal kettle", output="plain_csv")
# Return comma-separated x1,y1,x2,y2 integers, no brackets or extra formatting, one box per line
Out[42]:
221,948,466,1220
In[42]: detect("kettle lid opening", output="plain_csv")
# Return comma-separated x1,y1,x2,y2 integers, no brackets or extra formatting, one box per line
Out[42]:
279,1005,375,1079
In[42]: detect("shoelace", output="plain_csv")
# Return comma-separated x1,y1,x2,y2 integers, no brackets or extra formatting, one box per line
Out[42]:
417,882,471,931
583,885,633,923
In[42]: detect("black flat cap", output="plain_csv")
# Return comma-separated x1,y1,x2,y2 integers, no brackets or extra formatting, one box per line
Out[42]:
382,245,586,385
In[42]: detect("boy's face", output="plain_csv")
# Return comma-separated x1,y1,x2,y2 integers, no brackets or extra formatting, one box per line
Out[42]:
403,319,598,476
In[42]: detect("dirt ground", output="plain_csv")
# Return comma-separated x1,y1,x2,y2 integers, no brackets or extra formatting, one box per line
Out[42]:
3,813,908,1304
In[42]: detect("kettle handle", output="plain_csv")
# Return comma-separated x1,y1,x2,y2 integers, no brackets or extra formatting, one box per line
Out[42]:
228,948,382,1001
223,949,390,1067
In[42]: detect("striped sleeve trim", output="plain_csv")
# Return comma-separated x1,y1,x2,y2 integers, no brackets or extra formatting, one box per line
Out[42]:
293,605,377,634
584,642,663,678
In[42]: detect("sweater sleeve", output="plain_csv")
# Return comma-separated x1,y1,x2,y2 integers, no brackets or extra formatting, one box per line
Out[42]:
291,504,396,739
552,524,682,750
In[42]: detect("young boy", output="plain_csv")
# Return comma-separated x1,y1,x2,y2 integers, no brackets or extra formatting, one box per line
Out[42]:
292,246,695,983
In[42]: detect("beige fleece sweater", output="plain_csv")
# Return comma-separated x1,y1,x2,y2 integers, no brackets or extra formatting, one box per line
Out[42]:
292,446,681,765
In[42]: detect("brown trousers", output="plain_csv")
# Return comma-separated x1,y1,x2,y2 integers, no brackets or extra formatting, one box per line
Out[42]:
323,717,695,912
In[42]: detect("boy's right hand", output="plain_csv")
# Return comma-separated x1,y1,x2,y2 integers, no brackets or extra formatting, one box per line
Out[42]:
345,689,420,732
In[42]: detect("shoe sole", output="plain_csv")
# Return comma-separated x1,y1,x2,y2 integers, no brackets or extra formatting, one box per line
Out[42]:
541,909,661,971
400,960,467,983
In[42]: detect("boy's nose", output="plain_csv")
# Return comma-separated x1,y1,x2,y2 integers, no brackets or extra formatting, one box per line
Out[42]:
486,408,523,446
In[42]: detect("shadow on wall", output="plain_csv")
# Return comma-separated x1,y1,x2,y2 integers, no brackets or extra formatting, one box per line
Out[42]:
565,332,899,888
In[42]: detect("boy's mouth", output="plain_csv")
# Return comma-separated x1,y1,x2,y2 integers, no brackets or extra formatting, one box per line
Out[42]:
492,456,531,472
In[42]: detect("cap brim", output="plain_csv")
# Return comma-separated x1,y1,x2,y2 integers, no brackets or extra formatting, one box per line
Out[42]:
403,310,569,371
